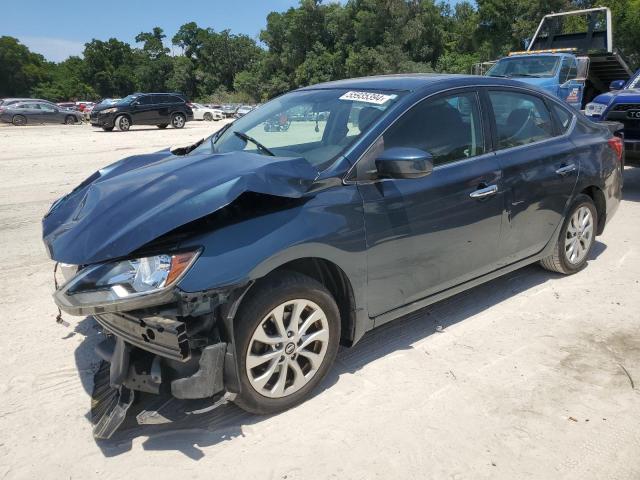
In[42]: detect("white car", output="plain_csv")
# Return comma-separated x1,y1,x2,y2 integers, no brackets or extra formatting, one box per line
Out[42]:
191,103,224,121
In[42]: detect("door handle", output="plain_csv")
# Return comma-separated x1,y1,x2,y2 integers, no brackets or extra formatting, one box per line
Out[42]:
470,184,498,199
555,164,576,176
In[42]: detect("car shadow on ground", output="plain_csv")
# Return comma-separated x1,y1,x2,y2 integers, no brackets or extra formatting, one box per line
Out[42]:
68,241,607,460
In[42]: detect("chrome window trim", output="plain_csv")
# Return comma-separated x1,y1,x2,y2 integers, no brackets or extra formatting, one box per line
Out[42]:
343,83,577,184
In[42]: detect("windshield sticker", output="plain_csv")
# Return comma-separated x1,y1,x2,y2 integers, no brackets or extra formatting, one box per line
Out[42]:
339,91,397,105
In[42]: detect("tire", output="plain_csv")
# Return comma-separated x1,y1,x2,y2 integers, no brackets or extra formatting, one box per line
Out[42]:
171,113,186,129
115,115,130,131
12,115,26,126
102,126,114,132
233,271,340,415
157,124,169,129
64,115,76,125
203,112,213,121
540,194,597,275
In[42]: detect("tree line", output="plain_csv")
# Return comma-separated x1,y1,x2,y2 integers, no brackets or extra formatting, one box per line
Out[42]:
1,0,639,103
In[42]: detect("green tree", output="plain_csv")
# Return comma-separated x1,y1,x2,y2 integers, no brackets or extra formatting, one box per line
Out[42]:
0,36,52,97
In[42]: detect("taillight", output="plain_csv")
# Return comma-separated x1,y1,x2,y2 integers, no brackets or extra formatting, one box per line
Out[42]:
608,136,623,161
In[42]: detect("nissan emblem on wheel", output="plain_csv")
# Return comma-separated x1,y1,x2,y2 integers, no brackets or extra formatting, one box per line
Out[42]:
44,74,622,439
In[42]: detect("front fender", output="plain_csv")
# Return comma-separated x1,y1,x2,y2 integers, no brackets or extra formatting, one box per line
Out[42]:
176,184,367,321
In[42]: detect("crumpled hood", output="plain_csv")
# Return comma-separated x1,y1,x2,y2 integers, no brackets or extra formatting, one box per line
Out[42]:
42,148,319,265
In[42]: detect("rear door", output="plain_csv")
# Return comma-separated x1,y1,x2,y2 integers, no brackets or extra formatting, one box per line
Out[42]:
356,89,504,317
154,94,172,124
485,88,579,265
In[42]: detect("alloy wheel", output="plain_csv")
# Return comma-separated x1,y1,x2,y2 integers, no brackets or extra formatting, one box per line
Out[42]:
118,117,130,131
173,115,185,128
245,299,330,398
565,206,593,264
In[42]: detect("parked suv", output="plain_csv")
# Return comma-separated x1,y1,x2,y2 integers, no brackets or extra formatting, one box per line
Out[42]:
90,93,194,131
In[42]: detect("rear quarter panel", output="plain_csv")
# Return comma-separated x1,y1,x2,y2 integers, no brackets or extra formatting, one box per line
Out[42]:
570,117,622,227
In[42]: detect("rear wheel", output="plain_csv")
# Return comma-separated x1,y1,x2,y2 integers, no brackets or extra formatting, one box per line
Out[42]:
157,124,169,129
64,115,77,125
115,115,130,131
234,271,340,415
171,113,186,129
12,115,26,126
540,194,597,274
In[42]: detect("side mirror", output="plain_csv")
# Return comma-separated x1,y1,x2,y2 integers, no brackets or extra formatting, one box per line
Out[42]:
375,147,433,179
610,80,626,91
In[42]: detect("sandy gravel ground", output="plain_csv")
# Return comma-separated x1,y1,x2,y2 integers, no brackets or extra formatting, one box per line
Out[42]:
0,121,639,480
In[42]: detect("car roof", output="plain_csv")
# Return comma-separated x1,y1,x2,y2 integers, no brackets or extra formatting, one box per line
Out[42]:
297,73,545,92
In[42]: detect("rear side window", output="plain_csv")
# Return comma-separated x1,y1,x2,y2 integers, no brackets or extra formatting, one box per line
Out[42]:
488,91,554,149
168,95,184,104
550,103,573,133
383,91,485,167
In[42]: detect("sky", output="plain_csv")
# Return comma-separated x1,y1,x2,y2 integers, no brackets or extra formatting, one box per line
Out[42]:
2,0,463,63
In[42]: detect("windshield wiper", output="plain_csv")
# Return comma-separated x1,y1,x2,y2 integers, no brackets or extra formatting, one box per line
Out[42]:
488,73,511,78
512,73,542,78
234,131,275,156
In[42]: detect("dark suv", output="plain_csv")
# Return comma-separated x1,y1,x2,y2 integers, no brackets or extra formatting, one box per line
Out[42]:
90,93,194,131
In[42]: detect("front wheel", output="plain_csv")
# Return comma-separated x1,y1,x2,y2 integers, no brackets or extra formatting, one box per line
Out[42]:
115,115,130,131
203,112,213,121
540,194,597,274
234,271,340,415
171,113,186,129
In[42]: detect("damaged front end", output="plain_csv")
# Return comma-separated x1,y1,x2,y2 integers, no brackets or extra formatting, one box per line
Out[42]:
54,261,247,439
44,148,319,439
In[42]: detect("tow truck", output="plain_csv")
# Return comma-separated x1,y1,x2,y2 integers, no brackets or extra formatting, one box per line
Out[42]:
481,7,633,110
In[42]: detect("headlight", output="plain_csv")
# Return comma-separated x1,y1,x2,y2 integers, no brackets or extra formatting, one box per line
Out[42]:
101,107,118,114
63,250,200,305
585,102,607,117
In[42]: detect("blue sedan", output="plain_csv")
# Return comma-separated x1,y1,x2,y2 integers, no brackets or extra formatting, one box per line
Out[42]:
43,74,622,437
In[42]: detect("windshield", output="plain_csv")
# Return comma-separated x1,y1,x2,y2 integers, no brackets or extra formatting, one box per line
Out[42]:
117,94,139,105
487,56,560,78
627,72,640,89
192,88,403,171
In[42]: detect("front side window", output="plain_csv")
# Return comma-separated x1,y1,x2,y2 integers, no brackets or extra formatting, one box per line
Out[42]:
39,103,56,112
488,91,554,149
382,91,486,167
193,88,404,172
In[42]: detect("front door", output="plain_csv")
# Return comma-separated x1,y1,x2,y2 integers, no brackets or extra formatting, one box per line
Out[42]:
357,90,504,317
557,57,584,109
131,95,159,125
39,103,61,123
485,89,579,264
